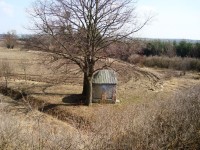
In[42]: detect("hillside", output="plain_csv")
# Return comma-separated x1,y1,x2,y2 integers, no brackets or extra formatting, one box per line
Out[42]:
0,47,200,149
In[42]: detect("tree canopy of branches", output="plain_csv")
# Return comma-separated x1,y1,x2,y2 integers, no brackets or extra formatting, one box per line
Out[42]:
28,0,152,105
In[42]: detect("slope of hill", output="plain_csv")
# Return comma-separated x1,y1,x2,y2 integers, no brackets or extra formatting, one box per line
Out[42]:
0,47,200,149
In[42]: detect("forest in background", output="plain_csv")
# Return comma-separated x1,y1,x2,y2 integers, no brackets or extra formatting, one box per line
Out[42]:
1,32,200,71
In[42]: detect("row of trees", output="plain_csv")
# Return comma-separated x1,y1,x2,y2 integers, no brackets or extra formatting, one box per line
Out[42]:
4,32,200,60
142,40,200,58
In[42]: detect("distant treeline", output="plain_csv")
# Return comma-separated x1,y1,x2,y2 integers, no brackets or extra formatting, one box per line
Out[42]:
7,34,199,71
104,39,200,71
18,35,200,59
19,34,200,61
142,40,200,58
105,39,200,61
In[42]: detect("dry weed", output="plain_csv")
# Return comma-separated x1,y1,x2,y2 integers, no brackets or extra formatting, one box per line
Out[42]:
86,85,200,149
0,85,200,149
132,56,200,71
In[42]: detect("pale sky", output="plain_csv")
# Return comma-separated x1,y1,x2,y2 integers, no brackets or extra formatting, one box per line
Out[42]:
0,0,200,40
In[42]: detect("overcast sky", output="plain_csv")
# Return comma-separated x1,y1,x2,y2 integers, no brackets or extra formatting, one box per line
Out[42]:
0,0,200,40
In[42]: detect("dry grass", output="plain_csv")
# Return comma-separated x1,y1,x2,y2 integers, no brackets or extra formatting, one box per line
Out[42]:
0,100,81,150
0,47,200,149
86,85,200,149
2,85,200,149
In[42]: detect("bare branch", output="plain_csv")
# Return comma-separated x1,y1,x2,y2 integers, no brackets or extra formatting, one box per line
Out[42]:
27,0,152,105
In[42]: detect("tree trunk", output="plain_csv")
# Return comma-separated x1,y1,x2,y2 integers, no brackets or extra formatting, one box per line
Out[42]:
82,72,88,96
82,58,94,106
82,72,93,106
84,76,93,106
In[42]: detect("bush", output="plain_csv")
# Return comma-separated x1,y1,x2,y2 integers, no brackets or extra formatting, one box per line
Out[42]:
0,105,78,150
140,56,200,71
3,31,17,49
88,85,200,149
128,54,143,64
1,85,200,149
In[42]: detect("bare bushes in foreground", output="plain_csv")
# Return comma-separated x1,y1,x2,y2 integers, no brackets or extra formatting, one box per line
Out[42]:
0,85,200,149
88,85,200,149
0,105,79,150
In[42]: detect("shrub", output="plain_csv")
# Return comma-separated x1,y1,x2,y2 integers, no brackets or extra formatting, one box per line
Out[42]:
140,56,200,71
1,85,200,149
128,54,143,64
87,85,200,149
0,105,78,150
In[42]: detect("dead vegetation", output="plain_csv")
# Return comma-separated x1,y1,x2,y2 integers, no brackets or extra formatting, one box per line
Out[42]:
93,85,200,149
0,47,200,149
0,105,81,150
128,55,200,71
1,84,200,149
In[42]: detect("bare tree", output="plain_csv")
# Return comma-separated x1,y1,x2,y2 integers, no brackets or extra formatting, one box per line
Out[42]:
28,0,152,105
3,30,17,49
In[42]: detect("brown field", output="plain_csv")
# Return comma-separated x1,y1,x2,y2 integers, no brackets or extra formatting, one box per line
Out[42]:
0,47,200,149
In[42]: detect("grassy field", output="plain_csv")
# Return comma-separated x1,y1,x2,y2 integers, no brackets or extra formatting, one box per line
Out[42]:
0,47,200,149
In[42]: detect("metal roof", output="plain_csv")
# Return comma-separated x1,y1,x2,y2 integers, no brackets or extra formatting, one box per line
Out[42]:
92,69,117,84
